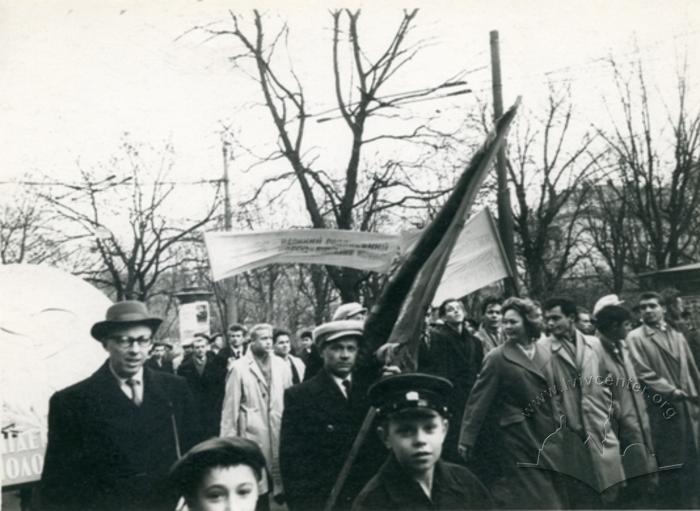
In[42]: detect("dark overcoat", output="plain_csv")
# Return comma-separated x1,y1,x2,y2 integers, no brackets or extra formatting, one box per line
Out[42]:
144,356,174,374
459,341,566,509
177,351,226,438
39,361,202,511
351,456,493,511
420,323,483,462
279,369,385,511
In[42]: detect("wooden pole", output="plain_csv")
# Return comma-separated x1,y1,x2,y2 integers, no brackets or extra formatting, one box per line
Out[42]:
222,141,239,325
490,30,519,296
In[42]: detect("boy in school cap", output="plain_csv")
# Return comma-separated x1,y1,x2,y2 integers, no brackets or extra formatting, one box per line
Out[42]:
352,373,493,511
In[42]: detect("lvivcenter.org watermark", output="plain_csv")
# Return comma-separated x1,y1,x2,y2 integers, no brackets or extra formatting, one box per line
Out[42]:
522,375,678,419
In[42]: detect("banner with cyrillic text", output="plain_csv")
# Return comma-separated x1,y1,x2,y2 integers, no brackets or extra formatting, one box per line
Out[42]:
204,229,401,281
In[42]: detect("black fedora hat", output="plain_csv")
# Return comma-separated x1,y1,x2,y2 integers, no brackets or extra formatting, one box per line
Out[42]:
91,300,162,341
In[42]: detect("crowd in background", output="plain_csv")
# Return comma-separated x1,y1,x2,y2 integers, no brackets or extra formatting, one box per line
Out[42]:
37,288,700,511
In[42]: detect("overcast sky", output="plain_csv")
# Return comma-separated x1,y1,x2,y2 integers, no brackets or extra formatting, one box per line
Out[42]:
1,0,698,219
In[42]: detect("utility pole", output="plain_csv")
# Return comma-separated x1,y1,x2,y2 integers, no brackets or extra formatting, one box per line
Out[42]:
490,30,519,297
221,140,239,325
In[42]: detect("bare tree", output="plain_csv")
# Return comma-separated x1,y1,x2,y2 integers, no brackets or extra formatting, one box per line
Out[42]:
0,192,58,265
597,57,700,271
582,179,634,293
41,140,221,301
196,9,467,301
507,87,603,298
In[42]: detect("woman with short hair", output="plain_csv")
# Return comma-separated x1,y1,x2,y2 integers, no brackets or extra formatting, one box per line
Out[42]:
458,297,566,509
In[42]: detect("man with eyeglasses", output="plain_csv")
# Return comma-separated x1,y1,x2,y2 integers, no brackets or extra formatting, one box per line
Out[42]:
40,300,203,511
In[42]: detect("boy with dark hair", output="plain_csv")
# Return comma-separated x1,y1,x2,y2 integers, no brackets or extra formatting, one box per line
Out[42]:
352,373,492,511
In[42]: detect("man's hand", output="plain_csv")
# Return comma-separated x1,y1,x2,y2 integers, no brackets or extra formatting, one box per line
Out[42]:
375,342,400,363
381,365,401,377
672,388,689,401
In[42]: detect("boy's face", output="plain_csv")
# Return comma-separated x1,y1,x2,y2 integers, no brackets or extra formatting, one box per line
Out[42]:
380,410,448,475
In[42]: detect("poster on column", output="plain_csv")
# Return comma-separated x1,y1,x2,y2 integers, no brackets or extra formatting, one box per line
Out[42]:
178,301,211,340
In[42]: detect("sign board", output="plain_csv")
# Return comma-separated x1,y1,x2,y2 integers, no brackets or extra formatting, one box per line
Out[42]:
0,264,111,487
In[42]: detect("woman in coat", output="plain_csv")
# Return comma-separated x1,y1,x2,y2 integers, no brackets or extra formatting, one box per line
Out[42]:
458,297,566,509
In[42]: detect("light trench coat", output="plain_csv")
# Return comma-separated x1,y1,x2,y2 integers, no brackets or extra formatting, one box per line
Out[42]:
220,354,293,496
538,331,625,493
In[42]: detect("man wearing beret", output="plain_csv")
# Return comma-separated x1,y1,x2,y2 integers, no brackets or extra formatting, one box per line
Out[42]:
353,374,493,511
279,320,386,511
39,300,203,511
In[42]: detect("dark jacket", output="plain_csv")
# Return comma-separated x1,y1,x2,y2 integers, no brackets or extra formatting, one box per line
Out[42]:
280,369,385,511
39,361,203,511
177,351,227,438
352,455,493,511
215,345,246,371
459,341,565,509
420,323,484,462
144,356,174,374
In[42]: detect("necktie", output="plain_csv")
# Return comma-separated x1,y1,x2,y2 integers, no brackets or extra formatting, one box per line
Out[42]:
342,379,351,399
126,378,142,406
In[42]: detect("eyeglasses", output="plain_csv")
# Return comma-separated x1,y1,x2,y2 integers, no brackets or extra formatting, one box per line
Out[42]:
108,336,153,349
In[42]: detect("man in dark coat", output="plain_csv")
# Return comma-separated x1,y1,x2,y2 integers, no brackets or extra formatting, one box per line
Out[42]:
177,336,226,438
144,339,174,374
39,301,203,511
353,373,492,511
419,298,484,463
215,322,248,372
280,320,385,511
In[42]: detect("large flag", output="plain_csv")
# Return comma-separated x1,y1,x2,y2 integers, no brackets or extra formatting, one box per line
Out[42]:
364,98,521,369
204,229,400,280
324,99,521,511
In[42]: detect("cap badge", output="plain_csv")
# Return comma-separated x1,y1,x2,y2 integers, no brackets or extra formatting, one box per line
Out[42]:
405,391,420,401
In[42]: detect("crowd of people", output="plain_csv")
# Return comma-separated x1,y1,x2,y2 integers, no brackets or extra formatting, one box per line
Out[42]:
36,289,700,510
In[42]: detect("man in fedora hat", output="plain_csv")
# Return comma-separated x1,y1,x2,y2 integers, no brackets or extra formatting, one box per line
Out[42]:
279,320,386,511
40,300,204,511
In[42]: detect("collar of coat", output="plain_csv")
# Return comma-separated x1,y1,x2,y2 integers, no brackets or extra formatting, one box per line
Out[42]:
544,329,597,369
379,454,457,507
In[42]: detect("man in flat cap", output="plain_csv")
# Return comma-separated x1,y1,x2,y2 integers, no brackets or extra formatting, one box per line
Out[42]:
39,300,203,511
353,373,492,511
144,339,175,374
279,320,386,511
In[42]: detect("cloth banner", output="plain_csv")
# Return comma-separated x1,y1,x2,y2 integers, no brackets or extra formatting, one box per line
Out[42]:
204,229,401,281
0,264,111,486
400,208,512,306
204,210,511,301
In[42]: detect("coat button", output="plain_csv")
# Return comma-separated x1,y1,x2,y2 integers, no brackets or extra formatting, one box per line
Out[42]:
326,424,335,432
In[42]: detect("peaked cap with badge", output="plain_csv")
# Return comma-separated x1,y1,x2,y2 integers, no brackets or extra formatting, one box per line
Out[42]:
369,373,453,419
